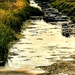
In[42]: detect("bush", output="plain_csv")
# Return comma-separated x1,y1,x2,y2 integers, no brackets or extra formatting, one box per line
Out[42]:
1,13,22,32
24,6,44,16
13,6,44,20
0,2,9,10
0,23,15,66
12,6,31,21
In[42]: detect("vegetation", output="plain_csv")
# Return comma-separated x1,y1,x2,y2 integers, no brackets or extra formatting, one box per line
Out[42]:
0,23,16,66
38,61,75,75
36,0,75,22
38,54,75,75
0,0,43,66
50,0,75,23
36,0,55,2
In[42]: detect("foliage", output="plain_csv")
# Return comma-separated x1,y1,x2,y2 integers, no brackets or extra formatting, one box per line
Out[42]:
50,0,75,23
0,0,43,65
0,2,9,10
12,6,30,21
0,23,15,65
23,6,44,16
13,6,43,21
1,14,22,32
26,0,30,3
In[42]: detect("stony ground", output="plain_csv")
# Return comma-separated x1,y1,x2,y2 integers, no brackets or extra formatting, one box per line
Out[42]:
37,54,75,75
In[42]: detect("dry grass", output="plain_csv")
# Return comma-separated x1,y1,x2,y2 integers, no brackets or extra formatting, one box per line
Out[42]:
0,0,28,20
12,0,28,10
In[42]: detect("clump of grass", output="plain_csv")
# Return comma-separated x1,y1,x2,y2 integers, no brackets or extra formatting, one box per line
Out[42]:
50,0,75,23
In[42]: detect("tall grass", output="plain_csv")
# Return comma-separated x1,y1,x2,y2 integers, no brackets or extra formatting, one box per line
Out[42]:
50,0,75,23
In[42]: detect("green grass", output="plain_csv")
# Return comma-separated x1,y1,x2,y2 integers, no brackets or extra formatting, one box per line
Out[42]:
50,0,75,23
0,23,16,65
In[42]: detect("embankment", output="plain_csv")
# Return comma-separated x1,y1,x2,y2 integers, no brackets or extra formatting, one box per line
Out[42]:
0,0,43,66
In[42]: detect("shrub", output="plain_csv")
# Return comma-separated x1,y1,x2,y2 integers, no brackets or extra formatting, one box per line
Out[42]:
29,7,44,16
0,23,15,66
12,6,31,21
23,6,44,16
1,13,22,32
0,2,9,10
13,6,44,20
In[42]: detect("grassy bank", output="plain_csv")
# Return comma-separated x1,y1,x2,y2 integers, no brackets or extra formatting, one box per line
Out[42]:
50,0,75,23
36,0,75,23
0,0,43,66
